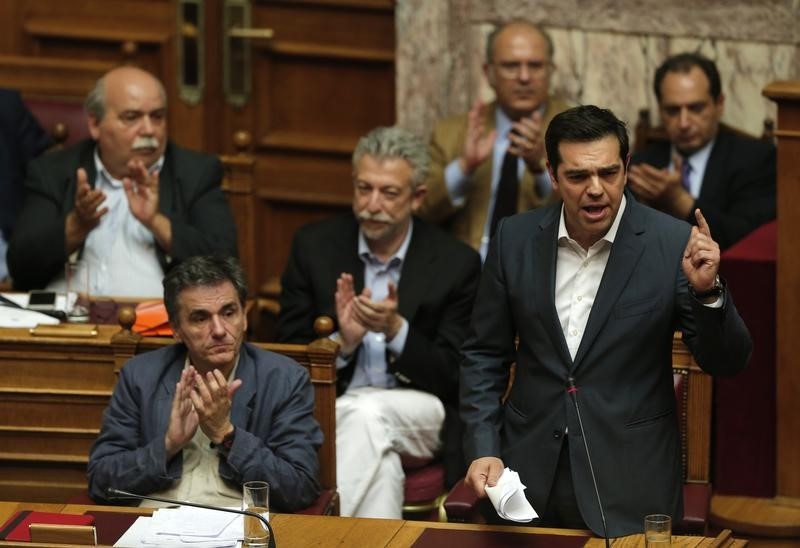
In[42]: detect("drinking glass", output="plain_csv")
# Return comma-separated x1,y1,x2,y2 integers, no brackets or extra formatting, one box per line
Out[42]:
242,481,269,547
65,261,90,322
644,513,671,547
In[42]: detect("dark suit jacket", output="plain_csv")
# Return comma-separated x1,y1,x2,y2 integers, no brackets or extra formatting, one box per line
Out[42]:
87,343,323,512
632,125,776,250
7,139,238,290
0,89,52,240
277,214,481,486
460,193,751,536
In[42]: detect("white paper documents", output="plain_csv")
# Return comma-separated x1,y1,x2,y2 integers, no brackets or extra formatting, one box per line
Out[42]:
114,507,243,548
484,467,538,522
0,304,60,328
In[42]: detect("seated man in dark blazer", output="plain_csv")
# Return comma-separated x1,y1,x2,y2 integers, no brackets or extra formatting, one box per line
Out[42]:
628,52,776,250
8,66,237,296
0,88,52,282
88,255,322,511
277,127,481,518
461,106,751,536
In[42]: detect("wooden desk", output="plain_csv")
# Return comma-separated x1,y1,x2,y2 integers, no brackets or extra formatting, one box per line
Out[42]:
0,502,747,547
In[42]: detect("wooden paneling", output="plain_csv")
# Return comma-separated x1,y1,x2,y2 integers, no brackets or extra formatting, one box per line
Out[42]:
223,0,395,292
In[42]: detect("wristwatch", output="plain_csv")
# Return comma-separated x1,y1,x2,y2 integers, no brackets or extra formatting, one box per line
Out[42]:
214,427,236,456
689,275,723,300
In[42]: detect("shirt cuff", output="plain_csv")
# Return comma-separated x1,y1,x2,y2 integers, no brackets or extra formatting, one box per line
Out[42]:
386,319,409,356
445,159,470,207
701,294,724,309
330,331,356,369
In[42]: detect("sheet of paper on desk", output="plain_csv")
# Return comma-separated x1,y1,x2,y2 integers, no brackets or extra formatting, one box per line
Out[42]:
114,508,243,548
0,302,60,328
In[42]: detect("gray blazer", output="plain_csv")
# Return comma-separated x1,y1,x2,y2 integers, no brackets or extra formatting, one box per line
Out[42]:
88,343,323,511
460,192,751,536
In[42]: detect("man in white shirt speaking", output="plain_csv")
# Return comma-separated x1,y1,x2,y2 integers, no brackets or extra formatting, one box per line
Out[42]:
460,105,751,536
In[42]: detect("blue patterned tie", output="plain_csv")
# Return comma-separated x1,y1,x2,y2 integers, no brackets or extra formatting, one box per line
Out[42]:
680,157,692,192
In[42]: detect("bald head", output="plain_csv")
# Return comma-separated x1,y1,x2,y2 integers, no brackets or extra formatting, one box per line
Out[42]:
486,20,553,65
86,66,168,179
85,67,167,122
484,20,554,120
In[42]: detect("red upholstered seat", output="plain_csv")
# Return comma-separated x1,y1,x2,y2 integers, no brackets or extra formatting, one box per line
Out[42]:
24,97,91,147
404,462,445,504
402,460,447,521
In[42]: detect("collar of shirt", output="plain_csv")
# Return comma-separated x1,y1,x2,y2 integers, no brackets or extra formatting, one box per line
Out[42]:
357,220,414,269
669,138,715,199
93,148,165,189
557,194,627,252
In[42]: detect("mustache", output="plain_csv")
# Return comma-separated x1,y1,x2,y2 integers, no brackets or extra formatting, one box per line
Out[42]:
132,136,160,150
356,210,393,223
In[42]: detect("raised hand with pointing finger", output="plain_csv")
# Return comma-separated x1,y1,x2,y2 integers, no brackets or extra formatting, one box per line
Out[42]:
682,208,721,300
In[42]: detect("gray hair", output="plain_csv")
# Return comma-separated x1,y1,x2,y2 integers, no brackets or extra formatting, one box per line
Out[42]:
84,68,168,121
163,255,248,326
485,19,554,63
84,75,107,120
352,126,429,188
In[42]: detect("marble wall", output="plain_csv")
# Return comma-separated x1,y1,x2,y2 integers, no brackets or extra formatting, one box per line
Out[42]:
396,0,800,140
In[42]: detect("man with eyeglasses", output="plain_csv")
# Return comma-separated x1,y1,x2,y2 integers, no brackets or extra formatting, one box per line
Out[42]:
8,66,238,295
628,52,776,250
419,19,569,260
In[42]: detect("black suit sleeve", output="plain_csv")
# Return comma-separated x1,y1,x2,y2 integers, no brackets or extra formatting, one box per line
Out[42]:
459,219,517,461
693,139,776,250
165,155,238,263
390,247,481,403
7,157,72,290
276,228,324,344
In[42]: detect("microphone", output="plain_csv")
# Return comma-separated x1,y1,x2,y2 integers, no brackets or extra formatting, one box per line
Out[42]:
106,487,276,548
566,377,610,548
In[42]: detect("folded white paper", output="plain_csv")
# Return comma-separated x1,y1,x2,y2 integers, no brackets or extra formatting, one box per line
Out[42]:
484,467,538,522
114,509,243,548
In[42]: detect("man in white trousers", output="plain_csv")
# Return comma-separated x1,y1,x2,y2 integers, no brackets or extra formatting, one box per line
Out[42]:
277,127,481,517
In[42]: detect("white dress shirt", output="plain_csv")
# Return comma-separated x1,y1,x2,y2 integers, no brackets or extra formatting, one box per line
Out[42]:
335,224,413,391
555,196,627,359
47,151,166,298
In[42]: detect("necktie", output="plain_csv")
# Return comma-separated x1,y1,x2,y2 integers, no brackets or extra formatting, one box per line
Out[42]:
680,157,692,192
489,148,519,237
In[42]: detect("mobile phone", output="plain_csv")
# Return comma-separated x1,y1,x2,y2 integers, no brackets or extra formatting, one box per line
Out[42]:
28,290,57,311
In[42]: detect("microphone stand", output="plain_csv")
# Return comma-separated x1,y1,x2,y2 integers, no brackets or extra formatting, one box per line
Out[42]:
566,377,610,548
106,488,276,548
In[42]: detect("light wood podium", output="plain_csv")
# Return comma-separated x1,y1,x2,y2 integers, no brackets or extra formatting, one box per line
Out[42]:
0,501,746,548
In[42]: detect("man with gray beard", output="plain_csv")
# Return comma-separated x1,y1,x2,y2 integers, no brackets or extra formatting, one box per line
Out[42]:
277,127,481,518
8,66,237,296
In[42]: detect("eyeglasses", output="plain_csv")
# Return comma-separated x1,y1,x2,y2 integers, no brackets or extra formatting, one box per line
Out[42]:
493,60,551,80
